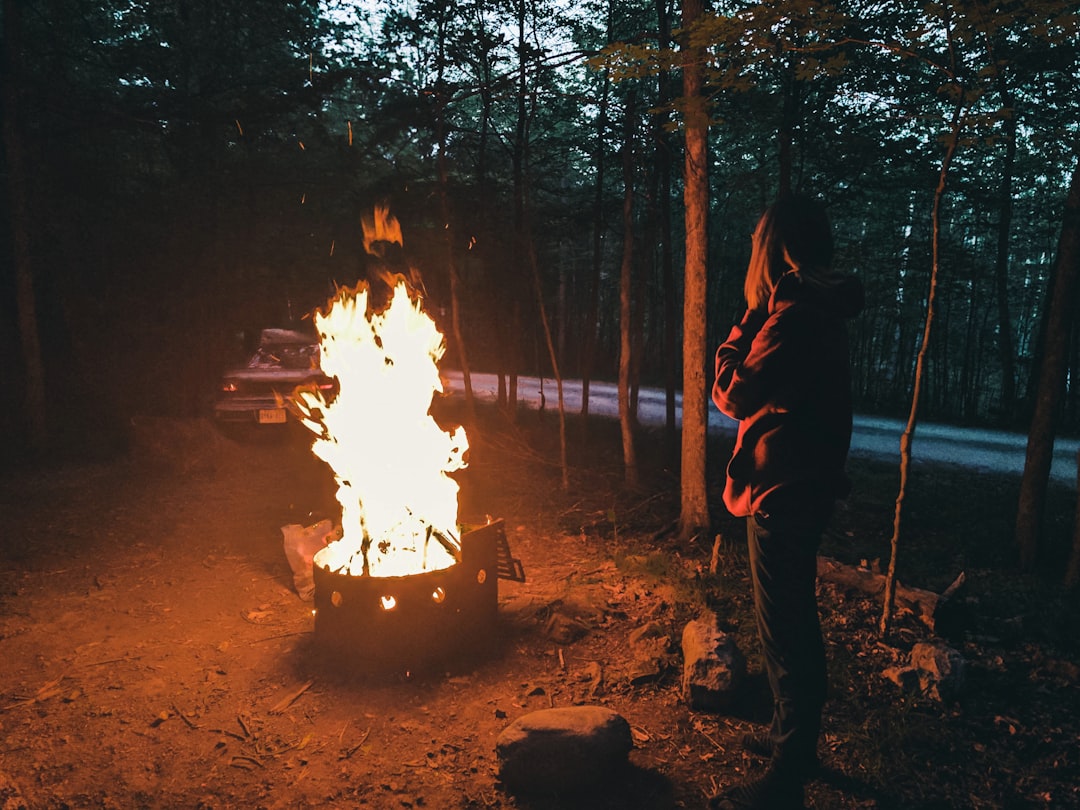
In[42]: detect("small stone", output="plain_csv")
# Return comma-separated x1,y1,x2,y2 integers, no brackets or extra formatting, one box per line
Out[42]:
496,705,633,794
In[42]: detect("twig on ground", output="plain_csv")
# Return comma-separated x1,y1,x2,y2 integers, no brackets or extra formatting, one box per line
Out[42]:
171,705,199,730
249,630,308,645
339,728,372,760
1,676,67,712
270,679,315,714
80,656,142,668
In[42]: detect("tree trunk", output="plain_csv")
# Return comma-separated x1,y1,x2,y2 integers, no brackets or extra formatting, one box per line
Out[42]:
881,105,964,637
1066,450,1080,590
678,0,710,540
619,90,639,489
507,0,531,423
959,262,980,420
630,244,645,423
526,217,569,490
434,11,475,421
656,0,678,452
2,0,47,452
1016,155,1080,571
581,0,613,428
508,0,566,486
992,76,1018,425
777,54,796,199
469,2,505,413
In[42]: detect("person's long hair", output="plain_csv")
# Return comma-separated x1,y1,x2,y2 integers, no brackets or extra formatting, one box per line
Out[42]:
744,195,835,311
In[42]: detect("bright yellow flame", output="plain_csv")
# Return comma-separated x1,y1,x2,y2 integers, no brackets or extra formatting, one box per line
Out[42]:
295,278,468,579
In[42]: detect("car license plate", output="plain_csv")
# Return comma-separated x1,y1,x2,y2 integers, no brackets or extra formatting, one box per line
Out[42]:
258,408,287,424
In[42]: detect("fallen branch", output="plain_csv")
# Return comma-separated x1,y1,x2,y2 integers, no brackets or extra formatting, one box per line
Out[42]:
248,631,308,645
209,728,247,742
270,679,315,714
80,655,142,668
339,728,372,760
1,676,67,712
817,556,964,633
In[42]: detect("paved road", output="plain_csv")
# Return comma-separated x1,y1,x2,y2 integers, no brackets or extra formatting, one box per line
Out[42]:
444,371,1080,485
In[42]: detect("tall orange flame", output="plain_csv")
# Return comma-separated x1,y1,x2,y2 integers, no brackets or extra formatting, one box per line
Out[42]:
361,203,404,257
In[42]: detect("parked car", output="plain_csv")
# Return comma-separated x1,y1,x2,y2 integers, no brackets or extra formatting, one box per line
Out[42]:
214,328,334,430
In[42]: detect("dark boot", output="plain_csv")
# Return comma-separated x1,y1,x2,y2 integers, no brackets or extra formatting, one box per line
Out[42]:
740,731,774,759
740,731,820,776
709,765,805,810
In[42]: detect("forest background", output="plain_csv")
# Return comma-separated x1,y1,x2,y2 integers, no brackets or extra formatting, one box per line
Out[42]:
3,6,1080,807
1,0,1078,472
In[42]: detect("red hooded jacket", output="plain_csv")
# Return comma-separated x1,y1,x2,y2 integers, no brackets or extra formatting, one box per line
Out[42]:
712,270,865,518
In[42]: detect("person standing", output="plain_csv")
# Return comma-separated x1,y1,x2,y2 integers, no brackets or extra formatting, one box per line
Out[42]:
710,195,864,810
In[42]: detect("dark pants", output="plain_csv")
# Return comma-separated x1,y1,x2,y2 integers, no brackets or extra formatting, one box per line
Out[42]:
746,506,829,777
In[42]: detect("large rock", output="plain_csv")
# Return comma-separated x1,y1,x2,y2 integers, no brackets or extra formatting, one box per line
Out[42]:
681,611,746,711
496,705,633,794
627,620,672,684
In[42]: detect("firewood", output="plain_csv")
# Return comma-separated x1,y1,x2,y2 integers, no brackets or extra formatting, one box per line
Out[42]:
816,556,964,632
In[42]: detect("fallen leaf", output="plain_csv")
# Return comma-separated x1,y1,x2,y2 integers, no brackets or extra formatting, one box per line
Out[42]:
631,725,651,743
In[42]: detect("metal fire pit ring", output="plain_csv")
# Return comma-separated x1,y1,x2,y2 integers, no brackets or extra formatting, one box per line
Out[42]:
311,519,515,672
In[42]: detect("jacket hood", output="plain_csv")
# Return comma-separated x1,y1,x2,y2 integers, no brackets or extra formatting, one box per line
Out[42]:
770,270,864,320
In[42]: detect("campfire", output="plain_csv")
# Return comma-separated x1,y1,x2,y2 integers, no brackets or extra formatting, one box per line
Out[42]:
291,207,522,671
294,276,466,579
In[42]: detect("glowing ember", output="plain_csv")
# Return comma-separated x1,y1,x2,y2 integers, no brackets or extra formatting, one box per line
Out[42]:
293,221,467,579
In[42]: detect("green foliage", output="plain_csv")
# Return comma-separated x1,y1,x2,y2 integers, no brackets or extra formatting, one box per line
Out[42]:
5,0,1080,438
588,42,668,82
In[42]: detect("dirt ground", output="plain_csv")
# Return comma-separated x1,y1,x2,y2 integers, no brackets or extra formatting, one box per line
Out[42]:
1,406,1079,810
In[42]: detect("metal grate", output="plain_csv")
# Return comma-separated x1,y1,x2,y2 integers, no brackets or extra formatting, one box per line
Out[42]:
496,529,526,582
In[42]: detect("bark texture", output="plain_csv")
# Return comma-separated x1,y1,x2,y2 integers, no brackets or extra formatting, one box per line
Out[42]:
1016,156,1080,570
